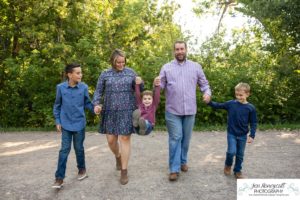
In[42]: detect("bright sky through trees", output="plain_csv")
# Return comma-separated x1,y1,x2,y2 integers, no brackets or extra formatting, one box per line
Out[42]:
171,0,252,50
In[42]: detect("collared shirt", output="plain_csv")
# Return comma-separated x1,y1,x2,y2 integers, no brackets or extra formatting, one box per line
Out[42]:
159,59,211,115
53,81,94,131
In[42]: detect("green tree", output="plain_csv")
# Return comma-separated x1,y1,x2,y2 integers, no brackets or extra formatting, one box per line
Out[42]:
0,0,182,127
193,0,300,123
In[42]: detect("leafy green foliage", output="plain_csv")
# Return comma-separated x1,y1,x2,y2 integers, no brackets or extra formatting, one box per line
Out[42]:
0,0,299,128
0,0,182,127
192,0,300,124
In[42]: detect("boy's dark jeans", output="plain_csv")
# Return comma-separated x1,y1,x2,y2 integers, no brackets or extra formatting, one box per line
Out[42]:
55,128,86,179
225,133,247,173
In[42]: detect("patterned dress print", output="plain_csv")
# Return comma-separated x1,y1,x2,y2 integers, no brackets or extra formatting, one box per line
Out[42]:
93,67,137,135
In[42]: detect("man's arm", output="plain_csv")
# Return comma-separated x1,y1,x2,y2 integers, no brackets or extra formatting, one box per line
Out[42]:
159,66,167,90
197,64,211,103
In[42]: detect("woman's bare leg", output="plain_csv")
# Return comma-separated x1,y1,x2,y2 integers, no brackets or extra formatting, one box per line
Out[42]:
119,135,131,169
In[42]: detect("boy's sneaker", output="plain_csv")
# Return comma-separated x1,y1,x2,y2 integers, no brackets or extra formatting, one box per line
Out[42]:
52,179,63,189
224,165,232,175
234,172,244,179
132,109,141,127
78,169,88,181
138,118,147,135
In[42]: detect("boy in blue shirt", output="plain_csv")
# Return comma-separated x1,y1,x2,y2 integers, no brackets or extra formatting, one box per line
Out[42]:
207,82,257,179
52,63,94,188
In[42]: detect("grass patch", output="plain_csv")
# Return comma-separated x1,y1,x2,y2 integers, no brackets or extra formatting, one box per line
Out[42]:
1,123,299,133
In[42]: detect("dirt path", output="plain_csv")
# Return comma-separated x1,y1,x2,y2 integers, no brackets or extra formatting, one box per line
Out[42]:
0,130,299,200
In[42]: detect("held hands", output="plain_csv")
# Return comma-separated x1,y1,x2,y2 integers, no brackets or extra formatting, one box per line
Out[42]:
94,105,102,115
247,136,254,143
202,94,211,104
56,124,62,133
153,76,160,87
136,76,142,85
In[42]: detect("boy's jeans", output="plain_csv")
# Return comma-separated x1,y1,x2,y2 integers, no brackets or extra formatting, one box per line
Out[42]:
55,128,86,179
165,111,195,173
225,133,247,173
134,119,153,135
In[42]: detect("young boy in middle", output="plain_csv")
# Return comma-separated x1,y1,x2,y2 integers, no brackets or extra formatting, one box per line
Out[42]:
207,82,257,179
132,76,160,135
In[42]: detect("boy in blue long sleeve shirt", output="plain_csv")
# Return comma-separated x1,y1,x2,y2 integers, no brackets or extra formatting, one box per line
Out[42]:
52,63,94,189
208,82,257,179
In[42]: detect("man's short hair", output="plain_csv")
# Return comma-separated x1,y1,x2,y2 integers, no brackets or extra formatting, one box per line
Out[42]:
173,40,187,50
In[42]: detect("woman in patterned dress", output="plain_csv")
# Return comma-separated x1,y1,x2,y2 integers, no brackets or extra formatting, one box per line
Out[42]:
93,49,140,185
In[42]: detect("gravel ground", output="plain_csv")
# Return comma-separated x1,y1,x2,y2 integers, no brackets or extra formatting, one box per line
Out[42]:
0,130,299,200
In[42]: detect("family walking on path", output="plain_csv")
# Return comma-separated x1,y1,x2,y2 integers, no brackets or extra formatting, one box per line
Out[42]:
52,41,257,189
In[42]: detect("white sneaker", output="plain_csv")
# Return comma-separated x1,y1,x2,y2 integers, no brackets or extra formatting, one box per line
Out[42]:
52,179,63,189
78,169,88,181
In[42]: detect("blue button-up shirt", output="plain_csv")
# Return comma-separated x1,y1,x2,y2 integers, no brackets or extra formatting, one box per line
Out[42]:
53,81,94,131
160,59,211,115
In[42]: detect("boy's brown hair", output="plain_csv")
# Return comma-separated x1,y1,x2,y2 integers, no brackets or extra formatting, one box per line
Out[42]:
142,90,153,97
235,82,251,93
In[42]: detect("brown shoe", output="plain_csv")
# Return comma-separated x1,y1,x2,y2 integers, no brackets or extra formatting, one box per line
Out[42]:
132,109,141,127
120,169,129,185
169,173,178,181
78,169,88,180
181,164,188,172
116,155,121,171
224,165,231,175
138,118,147,135
234,172,244,179
52,179,63,189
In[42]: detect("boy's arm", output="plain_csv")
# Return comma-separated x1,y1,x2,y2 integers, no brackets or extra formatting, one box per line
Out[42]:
53,85,62,125
84,85,95,114
92,72,105,106
249,107,257,139
207,101,228,110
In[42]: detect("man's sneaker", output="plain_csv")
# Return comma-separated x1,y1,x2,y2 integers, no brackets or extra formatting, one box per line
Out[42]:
234,172,244,179
78,169,88,181
52,179,63,189
224,165,232,175
138,118,146,135
132,109,141,127
169,173,178,181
